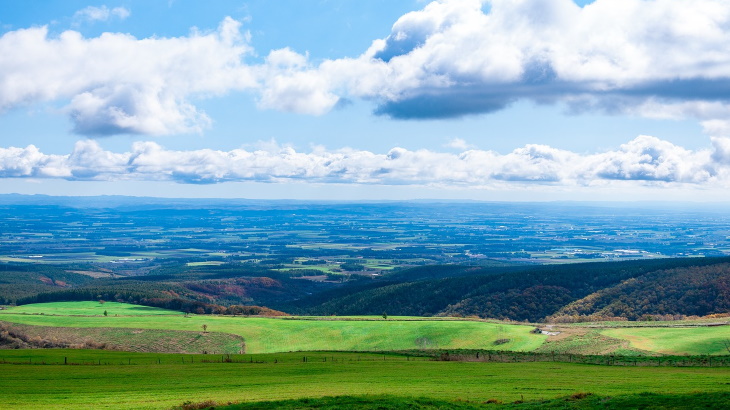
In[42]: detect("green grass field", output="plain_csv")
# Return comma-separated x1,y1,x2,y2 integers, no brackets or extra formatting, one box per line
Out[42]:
0,302,545,353
3,302,729,356
600,327,730,355
6,301,182,316
2,302,730,409
1,350,729,409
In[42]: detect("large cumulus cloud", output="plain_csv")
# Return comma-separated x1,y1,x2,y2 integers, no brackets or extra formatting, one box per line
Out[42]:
0,17,255,135
264,0,730,131
1,136,729,188
4,0,730,135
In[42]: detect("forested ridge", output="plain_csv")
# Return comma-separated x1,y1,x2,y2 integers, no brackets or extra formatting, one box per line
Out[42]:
2,257,730,322
553,263,730,320
295,257,730,321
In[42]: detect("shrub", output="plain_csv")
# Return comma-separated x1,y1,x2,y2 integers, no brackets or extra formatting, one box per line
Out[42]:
173,400,217,410
569,392,593,400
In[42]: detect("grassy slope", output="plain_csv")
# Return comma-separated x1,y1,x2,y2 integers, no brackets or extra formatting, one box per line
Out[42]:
3,302,727,355
1,350,729,410
600,327,730,355
0,302,545,353
1,321,245,353
534,329,643,356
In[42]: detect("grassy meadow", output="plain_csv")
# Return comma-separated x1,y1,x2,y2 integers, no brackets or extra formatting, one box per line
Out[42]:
1,302,730,409
3,302,729,356
600,326,730,356
7,301,180,316
0,302,545,353
1,350,729,409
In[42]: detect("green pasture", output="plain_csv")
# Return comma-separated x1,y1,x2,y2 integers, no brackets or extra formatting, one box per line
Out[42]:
274,265,339,274
3,302,728,356
1,350,728,410
0,302,544,354
5,301,182,316
600,326,730,355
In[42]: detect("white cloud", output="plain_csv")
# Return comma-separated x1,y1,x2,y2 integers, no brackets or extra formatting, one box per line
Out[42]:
4,0,730,135
0,145,70,178
1,136,728,189
257,49,340,115
0,17,255,135
73,6,131,25
587,135,713,183
257,0,730,124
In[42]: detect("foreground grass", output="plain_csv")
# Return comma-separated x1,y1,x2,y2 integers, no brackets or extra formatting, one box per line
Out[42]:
213,392,730,409
1,350,729,409
0,302,544,353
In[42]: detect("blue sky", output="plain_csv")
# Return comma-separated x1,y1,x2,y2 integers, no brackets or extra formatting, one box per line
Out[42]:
1,0,729,200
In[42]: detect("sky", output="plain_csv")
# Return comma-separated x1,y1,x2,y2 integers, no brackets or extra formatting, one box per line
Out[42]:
1,0,730,201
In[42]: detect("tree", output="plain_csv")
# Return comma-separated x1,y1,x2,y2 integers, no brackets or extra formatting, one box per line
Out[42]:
382,311,388,320
103,310,107,317
202,324,208,333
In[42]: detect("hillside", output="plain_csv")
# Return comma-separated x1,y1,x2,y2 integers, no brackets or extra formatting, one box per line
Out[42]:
3,301,728,356
0,302,544,354
0,264,94,304
295,257,730,321
552,263,730,320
